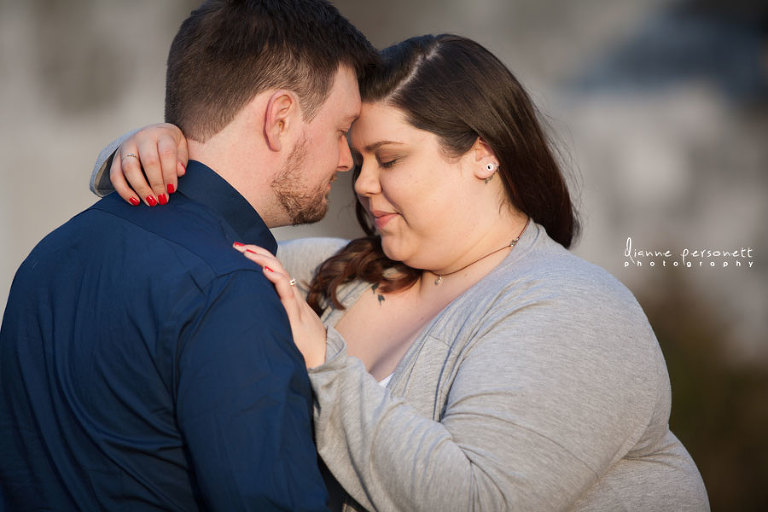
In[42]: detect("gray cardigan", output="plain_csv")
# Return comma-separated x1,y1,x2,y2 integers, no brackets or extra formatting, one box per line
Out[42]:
279,226,709,512
92,149,708,511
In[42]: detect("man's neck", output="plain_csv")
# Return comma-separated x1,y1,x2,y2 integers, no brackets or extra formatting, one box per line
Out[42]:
187,140,282,228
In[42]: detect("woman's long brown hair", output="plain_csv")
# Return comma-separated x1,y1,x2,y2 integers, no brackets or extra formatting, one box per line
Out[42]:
307,34,579,314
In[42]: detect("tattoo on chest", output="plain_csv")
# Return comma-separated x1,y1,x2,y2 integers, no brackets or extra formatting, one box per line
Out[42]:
371,283,386,305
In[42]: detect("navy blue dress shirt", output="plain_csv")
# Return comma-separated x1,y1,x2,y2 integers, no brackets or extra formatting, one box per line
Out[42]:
0,161,328,511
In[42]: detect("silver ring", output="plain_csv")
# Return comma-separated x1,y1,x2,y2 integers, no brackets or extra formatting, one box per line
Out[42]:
288,278,297,287
122,153,138,162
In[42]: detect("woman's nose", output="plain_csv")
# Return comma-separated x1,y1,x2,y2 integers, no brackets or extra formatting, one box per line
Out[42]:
354,162,380,196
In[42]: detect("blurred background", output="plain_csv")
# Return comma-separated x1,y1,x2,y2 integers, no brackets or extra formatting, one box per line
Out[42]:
1,0,766,508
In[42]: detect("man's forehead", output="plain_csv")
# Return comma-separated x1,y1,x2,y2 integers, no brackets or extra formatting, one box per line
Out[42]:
342,110,360,123
338,94,361,122
319,65,360,120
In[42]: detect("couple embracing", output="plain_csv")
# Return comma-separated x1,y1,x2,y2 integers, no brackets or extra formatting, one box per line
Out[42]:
0,0,708,510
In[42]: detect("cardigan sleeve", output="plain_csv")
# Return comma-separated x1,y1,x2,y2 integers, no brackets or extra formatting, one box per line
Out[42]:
90,129,140,196
308,279,664,511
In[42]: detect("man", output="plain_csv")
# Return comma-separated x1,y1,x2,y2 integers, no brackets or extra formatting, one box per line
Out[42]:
0,0,376,509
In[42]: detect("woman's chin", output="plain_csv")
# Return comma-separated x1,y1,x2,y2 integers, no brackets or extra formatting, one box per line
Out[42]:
382,240,425,273
380,238,405,263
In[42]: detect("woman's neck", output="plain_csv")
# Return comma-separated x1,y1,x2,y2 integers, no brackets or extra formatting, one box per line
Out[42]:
417,211,529,298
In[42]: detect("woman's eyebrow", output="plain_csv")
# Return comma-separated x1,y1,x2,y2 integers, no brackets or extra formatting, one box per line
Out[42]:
364,140,405,152
350,141,406,159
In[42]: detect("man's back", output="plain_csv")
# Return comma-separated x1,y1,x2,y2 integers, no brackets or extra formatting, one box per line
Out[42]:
0,163,328,510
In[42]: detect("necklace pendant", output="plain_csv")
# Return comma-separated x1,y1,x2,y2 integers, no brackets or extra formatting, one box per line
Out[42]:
434,276,443,285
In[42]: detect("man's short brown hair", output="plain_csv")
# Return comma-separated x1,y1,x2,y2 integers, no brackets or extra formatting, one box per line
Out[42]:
165,0,377,141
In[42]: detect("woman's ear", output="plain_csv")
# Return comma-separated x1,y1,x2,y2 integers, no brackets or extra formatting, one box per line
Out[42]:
471,137,499,181
264,90,299,152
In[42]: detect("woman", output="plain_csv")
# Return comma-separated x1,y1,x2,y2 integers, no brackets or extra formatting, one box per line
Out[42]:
92,34,709,511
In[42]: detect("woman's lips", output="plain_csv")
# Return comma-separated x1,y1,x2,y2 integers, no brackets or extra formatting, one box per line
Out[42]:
372,210,397,229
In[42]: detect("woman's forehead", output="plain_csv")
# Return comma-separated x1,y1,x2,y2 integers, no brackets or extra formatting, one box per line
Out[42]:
350,103,425,147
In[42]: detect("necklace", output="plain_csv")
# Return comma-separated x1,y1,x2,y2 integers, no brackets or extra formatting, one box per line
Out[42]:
433,218,530,285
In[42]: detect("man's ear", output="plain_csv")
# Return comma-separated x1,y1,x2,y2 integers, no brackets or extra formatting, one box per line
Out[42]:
470,137,499,181
264,90,300,152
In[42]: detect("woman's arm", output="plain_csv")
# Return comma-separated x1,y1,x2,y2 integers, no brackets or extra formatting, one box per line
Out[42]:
90,130,134,196
90,124,188,206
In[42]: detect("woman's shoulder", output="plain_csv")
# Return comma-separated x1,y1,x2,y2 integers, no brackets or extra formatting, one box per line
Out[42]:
471,231,668,407
277,236,348,259
509,231,640,311
484,230,659,359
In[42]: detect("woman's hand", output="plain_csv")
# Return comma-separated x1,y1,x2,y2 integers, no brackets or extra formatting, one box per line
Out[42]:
234,243,328,368
113,123,189,206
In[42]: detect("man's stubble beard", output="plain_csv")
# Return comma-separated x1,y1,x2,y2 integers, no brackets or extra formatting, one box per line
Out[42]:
271,136,331,225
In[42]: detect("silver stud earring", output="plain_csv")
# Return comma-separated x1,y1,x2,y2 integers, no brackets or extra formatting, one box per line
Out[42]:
483,163,497,183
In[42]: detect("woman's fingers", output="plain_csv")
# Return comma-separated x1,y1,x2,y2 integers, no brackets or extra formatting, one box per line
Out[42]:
176,131,189,178
233,243,271,257
109,147,138,205
262,265,301,312
152,123,187,199
240,246,305,327
136,131,169,205
113,123,188,206
240,248,297,307
115,143,155,206
157,134,179,199
237,244,288,277
233,243,282,271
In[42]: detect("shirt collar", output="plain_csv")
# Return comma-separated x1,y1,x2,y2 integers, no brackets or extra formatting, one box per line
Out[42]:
177,160,277,254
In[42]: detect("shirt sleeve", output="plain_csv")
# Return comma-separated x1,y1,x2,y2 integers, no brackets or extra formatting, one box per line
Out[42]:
308,289,662,511
174,269,328,511
90,129,140,196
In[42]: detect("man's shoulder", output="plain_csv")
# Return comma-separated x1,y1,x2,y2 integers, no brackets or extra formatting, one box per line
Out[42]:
85,193,265,278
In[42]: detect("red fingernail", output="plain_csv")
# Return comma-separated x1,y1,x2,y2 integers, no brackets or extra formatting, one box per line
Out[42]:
158,194,168,205
146,196,157,207
264,266,274,272
129,197,140,206
233,242,244,247
246,249,257,255
167,183,175,194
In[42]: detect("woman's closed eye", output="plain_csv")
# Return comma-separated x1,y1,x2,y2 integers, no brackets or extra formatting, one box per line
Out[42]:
377,155,402,168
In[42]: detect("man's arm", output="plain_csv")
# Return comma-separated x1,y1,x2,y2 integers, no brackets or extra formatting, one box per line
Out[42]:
174,270,328,511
